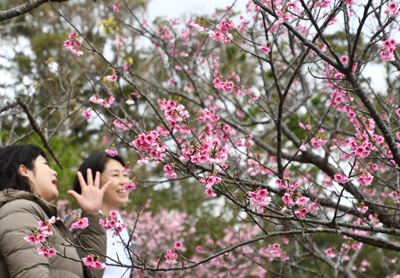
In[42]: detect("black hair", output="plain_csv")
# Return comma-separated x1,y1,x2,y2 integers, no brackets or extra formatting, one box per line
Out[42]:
73,153,126,194
0,144,47,193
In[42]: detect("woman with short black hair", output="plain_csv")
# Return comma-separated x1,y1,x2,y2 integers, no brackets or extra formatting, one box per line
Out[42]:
65,152,137,278
0,144,109,278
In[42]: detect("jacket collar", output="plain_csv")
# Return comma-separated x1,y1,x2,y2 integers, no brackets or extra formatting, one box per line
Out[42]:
0,189,57,218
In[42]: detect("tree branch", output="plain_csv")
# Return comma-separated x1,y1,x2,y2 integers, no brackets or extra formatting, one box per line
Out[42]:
0,0,68,22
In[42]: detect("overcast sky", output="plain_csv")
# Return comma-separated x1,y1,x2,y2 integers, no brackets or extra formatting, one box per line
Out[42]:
147,0,247,20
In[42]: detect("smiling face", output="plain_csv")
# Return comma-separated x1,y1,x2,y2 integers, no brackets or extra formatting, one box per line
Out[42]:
21,155,59,202
100,159,130,216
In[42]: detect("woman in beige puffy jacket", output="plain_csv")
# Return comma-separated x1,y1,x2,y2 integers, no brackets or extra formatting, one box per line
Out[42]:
0,145,111,278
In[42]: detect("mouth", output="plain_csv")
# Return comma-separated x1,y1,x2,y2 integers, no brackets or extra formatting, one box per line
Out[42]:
52,180,58,187
116,189,127,194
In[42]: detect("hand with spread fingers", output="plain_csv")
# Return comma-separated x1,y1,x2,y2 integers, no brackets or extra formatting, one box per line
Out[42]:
68,169,111,213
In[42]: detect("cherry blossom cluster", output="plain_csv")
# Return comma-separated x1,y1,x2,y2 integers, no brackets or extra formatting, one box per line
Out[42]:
24,216,60,244
82,254,106,269
311,137,327,148
198,122,236,145
112,119,133,132
132,131,167,160
123,180,137,190
282,192,311,217
328,88,352,107
356,169,374,186
197,108,220,123
208,25,233,45
24,216,60,258
63,32,83,56
234,134,254,147
380,38,397,61
24,231,48,245
37,246,57,258
260,243,289,262
276,179,299,192
165,249,178,265
90,95,115,108
180,138,228,167
247,158,272,176
187,20,205,32
199,173,222,188
164,241,183,265
213,77,234,93
384,2,400,17
164,164,177,179
105,147,118,157
114,35,126,47
199,171,222,197
248,188,271,212
99,210,128,238
334,173,350,184
71,216,89,229
158,99,191,134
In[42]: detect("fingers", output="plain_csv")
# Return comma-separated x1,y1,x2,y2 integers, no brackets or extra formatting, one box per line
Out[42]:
87,169,93,185
100,180,111,194
94,171,101,188
67,190,81,202
76,171,86,190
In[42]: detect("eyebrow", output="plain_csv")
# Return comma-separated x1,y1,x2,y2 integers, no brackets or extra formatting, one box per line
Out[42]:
109,169,129,173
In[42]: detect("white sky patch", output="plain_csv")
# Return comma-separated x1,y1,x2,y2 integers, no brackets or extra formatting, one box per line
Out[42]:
147,0,248,21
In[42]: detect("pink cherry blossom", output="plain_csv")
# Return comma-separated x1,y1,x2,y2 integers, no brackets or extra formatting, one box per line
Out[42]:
334,173,350,184
295,196,310,206
175,241,183,249
71,48,83,56
107,75,118,82
123,181,136,190
37,246,56,258
258,45,271,53
105,148,118,157
311,138,327,148
294,208,308,217
82,255,105,269
63,33,84,56
357,171,374,186
71,217,89,229
165,249,178,264
164,164,177,179
126,98,135,105
357,205,369,213
340,56,349,63
248,189,271,212
325,248,337,258
282,193,295,206
122,166,130,172
205,188,217,197
83,110,93,120
24,233,47,245
380,39,397,61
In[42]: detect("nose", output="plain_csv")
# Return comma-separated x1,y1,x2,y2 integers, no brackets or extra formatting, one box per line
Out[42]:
122,176,130,184
52,169,58,177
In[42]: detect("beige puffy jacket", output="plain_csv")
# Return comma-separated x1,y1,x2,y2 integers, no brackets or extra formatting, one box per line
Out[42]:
0,189,106,278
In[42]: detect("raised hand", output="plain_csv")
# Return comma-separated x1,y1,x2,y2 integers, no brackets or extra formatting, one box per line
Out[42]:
67,169,111,213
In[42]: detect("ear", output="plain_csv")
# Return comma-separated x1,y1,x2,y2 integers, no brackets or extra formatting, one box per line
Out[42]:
18,164,30,179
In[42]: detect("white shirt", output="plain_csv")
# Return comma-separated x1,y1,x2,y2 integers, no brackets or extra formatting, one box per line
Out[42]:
101,211,132,278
